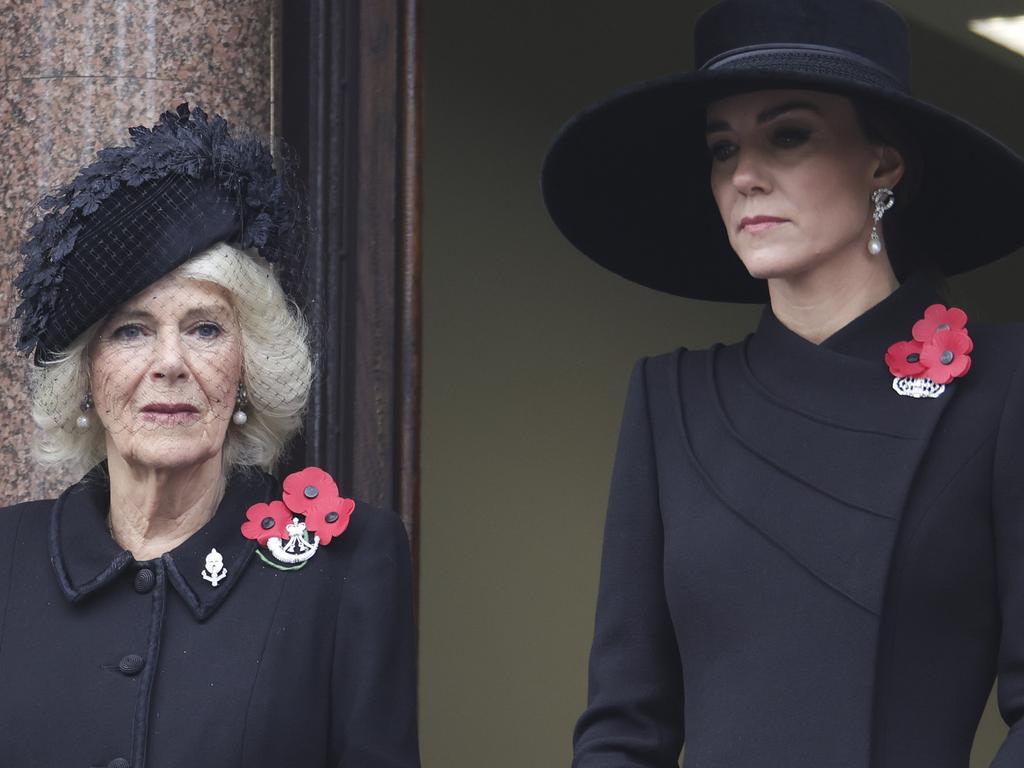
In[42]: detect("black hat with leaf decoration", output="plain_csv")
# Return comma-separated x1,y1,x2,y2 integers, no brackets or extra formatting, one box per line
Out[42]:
15,103,304,363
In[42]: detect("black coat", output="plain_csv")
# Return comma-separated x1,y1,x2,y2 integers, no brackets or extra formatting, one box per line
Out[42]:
573,275,1024,767
0,468,420,768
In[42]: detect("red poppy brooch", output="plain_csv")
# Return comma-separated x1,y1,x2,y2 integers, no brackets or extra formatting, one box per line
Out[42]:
241,466,355,570
885,304,972,398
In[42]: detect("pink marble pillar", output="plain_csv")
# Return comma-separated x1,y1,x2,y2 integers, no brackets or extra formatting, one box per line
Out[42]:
0,0,275,501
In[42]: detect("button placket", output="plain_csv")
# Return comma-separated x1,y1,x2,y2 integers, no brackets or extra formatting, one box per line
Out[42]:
127,559,167,768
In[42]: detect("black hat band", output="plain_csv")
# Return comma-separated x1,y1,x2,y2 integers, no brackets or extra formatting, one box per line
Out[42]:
701,43,908,93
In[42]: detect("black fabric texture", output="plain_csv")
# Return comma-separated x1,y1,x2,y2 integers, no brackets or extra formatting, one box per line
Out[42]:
573,277,1024,766
0,469,420,768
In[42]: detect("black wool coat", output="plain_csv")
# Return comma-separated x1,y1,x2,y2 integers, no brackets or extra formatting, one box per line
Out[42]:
573,275,1024,767
0,468,420,768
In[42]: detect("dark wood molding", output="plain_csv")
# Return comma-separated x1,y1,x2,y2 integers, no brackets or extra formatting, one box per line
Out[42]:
398,0,422,596
278,0,421,582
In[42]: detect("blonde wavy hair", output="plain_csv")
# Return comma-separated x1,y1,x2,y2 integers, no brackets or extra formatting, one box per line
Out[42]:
30,243,313,475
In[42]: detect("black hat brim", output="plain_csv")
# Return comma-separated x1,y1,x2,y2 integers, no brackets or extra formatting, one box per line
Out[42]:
541,68,1024,303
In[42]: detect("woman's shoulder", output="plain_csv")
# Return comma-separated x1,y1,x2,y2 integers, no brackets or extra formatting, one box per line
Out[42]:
0,498,55,569
0,497,56,525
972,319,1024,350
626,341,729,393
342,498,410,551
965,320,1024,381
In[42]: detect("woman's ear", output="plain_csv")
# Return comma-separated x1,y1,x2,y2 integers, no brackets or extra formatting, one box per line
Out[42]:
873,145,905,189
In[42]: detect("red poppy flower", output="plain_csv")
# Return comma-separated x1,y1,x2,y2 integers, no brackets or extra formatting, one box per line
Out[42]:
241,500,292,546
885,339,925,378
304,497,356,546
919,328,973,384
282,466,341,517
912,304,969,343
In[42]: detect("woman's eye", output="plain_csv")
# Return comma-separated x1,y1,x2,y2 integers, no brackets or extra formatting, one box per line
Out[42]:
773,127,811,148
110,323,145,342
708,142,737,162
191,322,222,340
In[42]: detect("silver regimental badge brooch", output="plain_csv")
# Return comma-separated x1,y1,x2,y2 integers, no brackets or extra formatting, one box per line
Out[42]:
266,517,320,565
241,467,355,572
885,304,972,399
202,548,227,587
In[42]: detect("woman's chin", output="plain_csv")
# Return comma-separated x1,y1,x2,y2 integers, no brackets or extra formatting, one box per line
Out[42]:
735,249,818,282
108,423,227,470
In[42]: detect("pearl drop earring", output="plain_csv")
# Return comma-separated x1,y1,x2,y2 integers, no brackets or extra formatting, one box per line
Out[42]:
76,392,93,430
868,187,895,255
232,383,248,426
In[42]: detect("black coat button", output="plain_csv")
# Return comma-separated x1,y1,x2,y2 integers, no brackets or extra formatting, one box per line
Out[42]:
108,759,129,768
134,569,154,593
118,654,145,676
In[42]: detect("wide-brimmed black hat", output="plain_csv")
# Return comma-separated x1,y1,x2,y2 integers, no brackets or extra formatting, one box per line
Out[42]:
541,0,1024,303
14,103,303,363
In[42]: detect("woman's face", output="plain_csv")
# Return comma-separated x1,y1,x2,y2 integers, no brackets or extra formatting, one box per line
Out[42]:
705,88,901,281
89,274,242,471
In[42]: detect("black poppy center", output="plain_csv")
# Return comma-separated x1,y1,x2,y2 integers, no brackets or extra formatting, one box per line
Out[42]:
940,350,955,365
261,517,275,530
906,352,920,364
325,511,340,523
936,323,951,331
304,485,319,499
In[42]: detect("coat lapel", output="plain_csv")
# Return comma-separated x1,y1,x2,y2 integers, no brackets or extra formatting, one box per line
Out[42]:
672,276,958,615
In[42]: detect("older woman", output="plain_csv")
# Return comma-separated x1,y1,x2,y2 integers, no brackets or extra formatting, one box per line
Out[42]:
0,105,419,768
543,0,1024,766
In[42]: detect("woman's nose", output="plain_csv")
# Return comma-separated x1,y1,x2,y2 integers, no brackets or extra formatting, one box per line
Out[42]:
150,331,189,381
731,149,771,196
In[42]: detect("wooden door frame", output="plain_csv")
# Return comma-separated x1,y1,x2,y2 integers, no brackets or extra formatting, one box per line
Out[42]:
278,0,422,594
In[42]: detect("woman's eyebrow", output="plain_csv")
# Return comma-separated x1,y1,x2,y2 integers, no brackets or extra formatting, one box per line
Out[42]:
106,304,233,326
181,303,233,321
706,101,822,133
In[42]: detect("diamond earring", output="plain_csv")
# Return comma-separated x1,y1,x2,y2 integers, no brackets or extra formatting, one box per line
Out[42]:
868,187,895,255
76,392,93,430
232,383,248,426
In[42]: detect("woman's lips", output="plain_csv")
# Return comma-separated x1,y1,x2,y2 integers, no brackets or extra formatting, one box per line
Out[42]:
140,403,201,426
739,216,788,233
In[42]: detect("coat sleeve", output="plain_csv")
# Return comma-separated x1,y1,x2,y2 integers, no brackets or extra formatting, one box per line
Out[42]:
329,505,421,768
990,351,1024,766
573,358,685,768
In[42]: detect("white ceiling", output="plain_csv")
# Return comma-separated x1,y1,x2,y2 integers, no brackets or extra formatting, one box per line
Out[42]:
892,0,1024,72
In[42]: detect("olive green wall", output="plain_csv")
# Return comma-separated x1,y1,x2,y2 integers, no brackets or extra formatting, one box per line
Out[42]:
420,2,1024,765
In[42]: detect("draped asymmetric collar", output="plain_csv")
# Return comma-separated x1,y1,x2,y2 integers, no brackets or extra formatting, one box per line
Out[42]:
742,274,951,439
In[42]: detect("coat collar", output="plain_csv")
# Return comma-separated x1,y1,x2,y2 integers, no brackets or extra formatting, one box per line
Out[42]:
743,272,951,438
49,466,277,621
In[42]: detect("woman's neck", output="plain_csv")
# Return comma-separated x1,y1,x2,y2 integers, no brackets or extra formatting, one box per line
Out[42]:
767,250,899,345
106,451,227,561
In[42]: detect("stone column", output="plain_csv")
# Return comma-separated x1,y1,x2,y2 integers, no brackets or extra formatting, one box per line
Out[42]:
0,0,276,501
